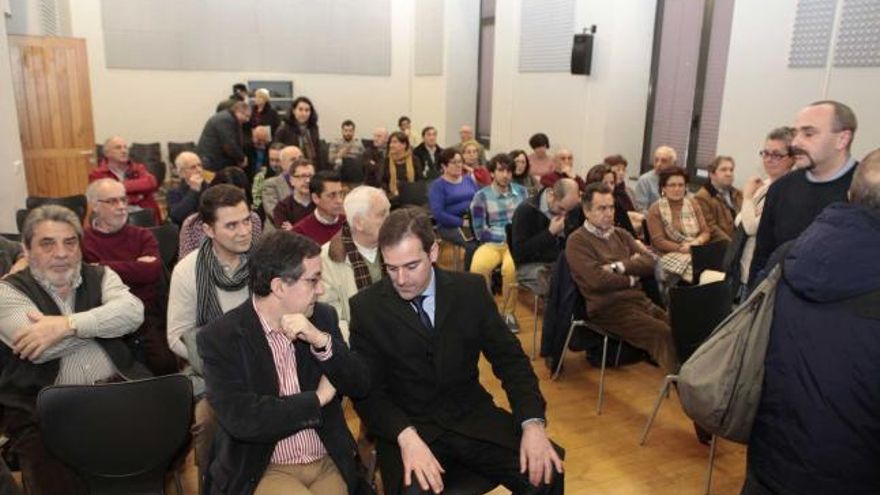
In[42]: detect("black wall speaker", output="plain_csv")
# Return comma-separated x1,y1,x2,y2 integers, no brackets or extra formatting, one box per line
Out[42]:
571,32,594,75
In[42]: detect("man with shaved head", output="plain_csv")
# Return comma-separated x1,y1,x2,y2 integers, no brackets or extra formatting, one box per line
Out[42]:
88,136,161,224
83,179,176,374
633,145,677,211
743,149,880,495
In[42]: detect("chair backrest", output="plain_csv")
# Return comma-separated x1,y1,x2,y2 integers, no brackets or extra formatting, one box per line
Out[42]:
339,157,365,184
167,141,196,167
149,222,180,270
128,208,157,227
25,195,88,223
36,375,193,495
691,240,729,283
129,142,161,163
668,281,732,364
397,180,430,207
15,209,28,234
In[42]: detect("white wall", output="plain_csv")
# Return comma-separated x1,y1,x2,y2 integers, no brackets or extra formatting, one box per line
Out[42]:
490,0,656,178
0,2,29,233
717,0,880,185
69,0,418,151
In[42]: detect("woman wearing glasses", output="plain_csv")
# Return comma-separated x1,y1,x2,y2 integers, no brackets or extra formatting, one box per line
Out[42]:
735,126,796,288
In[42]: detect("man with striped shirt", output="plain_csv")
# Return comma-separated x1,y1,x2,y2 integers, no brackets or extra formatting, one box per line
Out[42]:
198,230,371,495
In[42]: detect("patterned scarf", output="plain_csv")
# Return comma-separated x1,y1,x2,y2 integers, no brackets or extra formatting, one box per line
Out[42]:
387,149,415,196
658,197,701,243
340,223,382,290
195,238,251,327
297,124,318,163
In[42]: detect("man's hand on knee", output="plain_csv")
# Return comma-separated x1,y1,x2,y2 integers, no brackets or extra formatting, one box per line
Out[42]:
398,427,445,494
519,422,564,487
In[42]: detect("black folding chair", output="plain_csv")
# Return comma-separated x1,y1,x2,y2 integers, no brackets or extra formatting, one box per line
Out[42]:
639,281,732,494
692,241,729,283
130,143,166,185
25,195,88,223
36,375,193,495
167,141,196,167
148,222,180,271
127,208,157,227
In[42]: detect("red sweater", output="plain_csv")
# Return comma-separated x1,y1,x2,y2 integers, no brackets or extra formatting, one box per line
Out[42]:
292,213,346,246
89,159,162,224
82,224,162,305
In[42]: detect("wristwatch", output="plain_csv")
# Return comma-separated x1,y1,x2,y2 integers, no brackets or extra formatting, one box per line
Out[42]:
67,315,78,337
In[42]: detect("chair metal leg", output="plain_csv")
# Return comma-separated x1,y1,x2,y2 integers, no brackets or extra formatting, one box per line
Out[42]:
705,435,717,495
530,294,540,360
640,374,677,445
597,335,609,415
501,283,518,316
613,338,623,367
552,321,581,380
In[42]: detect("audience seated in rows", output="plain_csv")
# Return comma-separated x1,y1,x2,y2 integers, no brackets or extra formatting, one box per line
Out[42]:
749,100,859,285
350,208,564,495
197,101,250,171
291,171,346,246
261,146,305,228
329,119,366,167
272,158,317,231
646,167,711,284
510,178,581,296
470,153,529,331
511,149,540,198
0,205,147,495
413,126,443,176
527,133,555,179
429,148,480,270
83,179,176,375
566,183,676,373
734,126,796,288
633,145,678,212
167,185,256,480
197,230,371,495
540,148,586,191
275,96,325,170
319,186,390,340
251,142,285,219
462,139,491,186
178,167,262,258
694,155,743,243
88,136,162,224
167,151,209,225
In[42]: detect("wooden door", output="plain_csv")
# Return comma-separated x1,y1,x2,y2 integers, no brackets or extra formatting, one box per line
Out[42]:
9,36,95,197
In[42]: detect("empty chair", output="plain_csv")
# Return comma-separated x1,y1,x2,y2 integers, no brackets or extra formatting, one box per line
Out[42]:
167,141,196,167
36,375,193,495
25,195,88,223
127,208,158,228
339,157,366,185
396,180,431,207
130,142,166,185
148,222,180,271
639,280,732,494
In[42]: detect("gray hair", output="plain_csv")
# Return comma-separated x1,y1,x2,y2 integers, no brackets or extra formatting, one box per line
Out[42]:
344,186,386,226
254,88,270,100
552,177,579,199
850,149,880,212
22,205,83,248
85,178,123,204
174,151,201,172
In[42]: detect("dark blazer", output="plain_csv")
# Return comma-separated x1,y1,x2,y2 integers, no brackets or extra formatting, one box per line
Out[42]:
198,301,371,495
510,191,566,266
349,268,546,487
197,110,245,171
412,143,442,179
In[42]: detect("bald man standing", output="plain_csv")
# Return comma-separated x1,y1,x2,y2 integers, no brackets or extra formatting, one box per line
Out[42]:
89,136,162,224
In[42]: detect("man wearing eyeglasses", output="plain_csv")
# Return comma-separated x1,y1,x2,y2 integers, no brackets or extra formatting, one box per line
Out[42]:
749,100,859,286
88,135,162,224
81,178,177,375
197,230,372,495
272,158,318,231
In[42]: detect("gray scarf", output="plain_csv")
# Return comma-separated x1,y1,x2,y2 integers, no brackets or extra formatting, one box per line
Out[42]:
195,238,250,327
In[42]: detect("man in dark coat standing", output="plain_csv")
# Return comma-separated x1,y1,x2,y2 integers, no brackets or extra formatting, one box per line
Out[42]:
350,208,563,495
743,150,880,495
197,101,251,172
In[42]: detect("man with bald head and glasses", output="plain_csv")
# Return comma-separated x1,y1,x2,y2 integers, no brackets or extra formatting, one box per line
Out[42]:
749,100,859,286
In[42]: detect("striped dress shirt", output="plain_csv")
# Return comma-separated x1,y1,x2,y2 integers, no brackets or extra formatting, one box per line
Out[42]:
254,300,333,464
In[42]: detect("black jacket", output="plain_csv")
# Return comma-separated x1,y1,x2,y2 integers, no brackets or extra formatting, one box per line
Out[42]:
510,191,566,266
197,110,245,171
412,143,442,179
198,301,371,495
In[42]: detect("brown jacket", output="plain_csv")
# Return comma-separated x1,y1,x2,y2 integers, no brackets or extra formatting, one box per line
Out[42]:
646,198,711,254
693,184,743,243
565,226,656,316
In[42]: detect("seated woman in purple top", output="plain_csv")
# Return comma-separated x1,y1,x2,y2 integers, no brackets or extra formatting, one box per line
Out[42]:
429,148,479,270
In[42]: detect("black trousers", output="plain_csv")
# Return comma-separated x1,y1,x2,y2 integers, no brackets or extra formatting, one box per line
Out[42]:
379,430,563,495
740,468,780,495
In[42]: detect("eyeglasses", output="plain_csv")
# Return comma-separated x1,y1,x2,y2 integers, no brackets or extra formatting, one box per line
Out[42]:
291,173,314,180
759,150,789,160
97,197,129,206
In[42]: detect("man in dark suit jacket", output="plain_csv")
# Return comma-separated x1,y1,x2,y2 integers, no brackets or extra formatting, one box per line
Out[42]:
350,208,563,495
198,101,251,172
198,230,372,495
